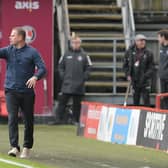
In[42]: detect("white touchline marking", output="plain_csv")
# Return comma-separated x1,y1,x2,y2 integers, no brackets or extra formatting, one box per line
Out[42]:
0,158,34,168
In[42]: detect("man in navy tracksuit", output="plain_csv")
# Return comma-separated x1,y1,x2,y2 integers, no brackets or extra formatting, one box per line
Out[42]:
0,27,46,158
158,29,168,109
56,35,92,124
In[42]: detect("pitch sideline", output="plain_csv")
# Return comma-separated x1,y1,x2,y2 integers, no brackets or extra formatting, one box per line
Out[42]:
0,158,33,168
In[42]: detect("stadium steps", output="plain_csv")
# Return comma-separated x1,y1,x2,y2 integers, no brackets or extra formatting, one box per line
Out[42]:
69,14,122,20
90,71,125,78
68,0,126,96
77,32,124,38
89,52,124,63
70,23,123,30
134,10,168,36
68,0,117,5
81,42,125,49
85,81,128,87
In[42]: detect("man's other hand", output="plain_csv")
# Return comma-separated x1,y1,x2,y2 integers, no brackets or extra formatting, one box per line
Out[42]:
26,76,38,88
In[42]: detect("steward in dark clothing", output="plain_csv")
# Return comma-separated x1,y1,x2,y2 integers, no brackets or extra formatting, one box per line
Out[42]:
123,35,154,106
158,29,168,109
56,36,92,124
59,48,91,95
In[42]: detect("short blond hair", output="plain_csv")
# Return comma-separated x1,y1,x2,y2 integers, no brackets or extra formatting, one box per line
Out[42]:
70,32,81,42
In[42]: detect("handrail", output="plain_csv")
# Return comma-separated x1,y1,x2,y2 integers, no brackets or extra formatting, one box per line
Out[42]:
128,0,135,35
155,93,168,109
63,0,70,41
118,0,135,49
81,37,158,94
56,0,70,56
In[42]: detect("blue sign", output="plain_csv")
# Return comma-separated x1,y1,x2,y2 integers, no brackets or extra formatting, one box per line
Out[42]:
111,108,132,144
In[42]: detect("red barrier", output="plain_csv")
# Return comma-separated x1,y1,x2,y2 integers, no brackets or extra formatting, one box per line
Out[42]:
155,93,168,109
82,92,168,114
0,90,8,116
84,103,102,139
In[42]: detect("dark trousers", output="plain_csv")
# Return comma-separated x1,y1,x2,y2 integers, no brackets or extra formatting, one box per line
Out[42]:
56,94,82,123
160,79,168,109
5,91,35,149
133,86,150,106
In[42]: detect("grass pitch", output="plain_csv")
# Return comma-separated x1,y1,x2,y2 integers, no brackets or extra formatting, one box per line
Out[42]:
0,125,168,168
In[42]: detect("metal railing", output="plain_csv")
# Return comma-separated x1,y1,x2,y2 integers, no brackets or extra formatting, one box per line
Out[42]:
56,0,70,55
82,37,159,94
118,0,135,49
82,37,127,94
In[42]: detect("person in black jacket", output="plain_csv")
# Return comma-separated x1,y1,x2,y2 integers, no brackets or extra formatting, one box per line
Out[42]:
123,34,154,106
158,29,168,109
56,35,92,124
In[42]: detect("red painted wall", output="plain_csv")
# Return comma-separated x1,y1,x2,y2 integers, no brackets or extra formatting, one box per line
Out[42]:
0,0,53,115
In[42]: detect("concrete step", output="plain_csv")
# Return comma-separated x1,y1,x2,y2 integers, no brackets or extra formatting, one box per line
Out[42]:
68,5,120,12
90,71,125,78
136,23,167,31
85,81,128,87
89,52,124,58
81,42,125,49
69,14,122,21
134,11,168,23
78,32,124,38
68,0,116,5
92,62,123,68
70,23,123,30
89,53,124,62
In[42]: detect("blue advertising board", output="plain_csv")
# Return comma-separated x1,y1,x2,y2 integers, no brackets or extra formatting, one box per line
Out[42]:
111,108,132,144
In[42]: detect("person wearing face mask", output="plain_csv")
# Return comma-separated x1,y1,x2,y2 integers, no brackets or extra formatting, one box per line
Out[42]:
55,34,92,125
123,34,154,106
